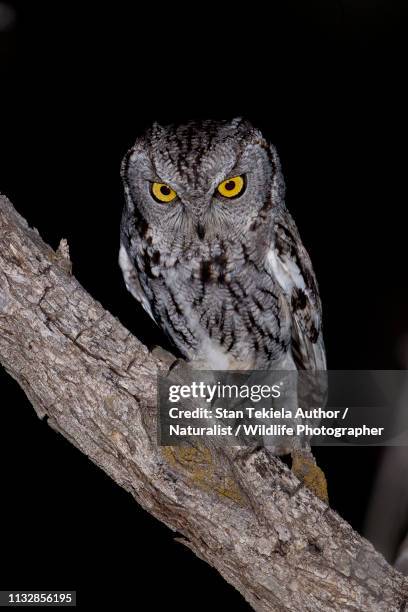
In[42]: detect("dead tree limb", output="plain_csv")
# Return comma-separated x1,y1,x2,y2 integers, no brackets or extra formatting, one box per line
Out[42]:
0,194,407,612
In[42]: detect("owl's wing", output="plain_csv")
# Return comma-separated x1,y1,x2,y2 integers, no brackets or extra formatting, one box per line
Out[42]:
266,210,326,371
119,243,156,322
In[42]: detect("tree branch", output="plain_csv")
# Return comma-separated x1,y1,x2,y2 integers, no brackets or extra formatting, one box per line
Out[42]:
0,194,407,611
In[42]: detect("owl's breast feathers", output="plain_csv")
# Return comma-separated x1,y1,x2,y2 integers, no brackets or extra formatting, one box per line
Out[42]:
119,208,325,372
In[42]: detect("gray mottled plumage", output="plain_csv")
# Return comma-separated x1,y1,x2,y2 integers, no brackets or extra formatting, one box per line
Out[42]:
119,118,326,373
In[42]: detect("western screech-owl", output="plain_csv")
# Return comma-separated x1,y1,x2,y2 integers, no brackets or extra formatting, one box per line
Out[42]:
119,118,326,373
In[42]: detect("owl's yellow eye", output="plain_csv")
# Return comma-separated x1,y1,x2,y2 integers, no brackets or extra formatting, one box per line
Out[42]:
217,175,245,199
151,182,177,203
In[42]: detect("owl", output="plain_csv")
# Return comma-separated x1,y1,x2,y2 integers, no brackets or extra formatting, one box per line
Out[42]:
119,118,329,499
119,118,326,375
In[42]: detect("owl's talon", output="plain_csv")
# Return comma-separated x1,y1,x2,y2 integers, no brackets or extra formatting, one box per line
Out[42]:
291,449,329,503
168,357,190,373
151,346,178,371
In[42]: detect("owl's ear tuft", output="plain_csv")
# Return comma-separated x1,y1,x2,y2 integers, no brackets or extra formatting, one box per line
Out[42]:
151,121,165,136
230,116,244,127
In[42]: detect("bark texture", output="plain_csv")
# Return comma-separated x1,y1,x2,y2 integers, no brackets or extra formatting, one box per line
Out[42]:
0,194,407,612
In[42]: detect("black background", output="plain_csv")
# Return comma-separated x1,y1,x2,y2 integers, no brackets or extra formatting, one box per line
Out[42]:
0,1,407,609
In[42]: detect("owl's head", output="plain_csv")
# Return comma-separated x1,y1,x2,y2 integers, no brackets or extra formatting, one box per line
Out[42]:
121,118,285,248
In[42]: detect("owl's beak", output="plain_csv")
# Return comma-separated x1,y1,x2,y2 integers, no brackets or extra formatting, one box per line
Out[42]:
196,223,206,240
